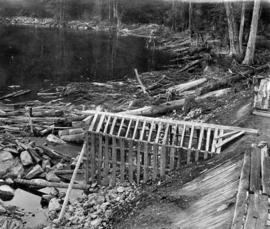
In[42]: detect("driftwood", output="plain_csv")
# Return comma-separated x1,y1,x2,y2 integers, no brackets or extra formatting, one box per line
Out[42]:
10,178,89,190
134,68,149,95
122,88,233,116
167,78,207,94
0,89,31,100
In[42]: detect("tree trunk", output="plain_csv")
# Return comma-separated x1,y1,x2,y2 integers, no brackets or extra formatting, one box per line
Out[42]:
224,1,240,57
242,0,261,65
189,1,192,34
239,1,246,56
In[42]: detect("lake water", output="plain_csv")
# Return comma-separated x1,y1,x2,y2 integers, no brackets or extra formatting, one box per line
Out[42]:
0,25,169,94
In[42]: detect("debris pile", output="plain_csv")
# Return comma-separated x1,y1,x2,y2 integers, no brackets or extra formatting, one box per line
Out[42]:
46,183,139,229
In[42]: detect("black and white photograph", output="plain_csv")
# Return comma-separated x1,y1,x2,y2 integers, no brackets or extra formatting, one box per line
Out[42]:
0,0,269,228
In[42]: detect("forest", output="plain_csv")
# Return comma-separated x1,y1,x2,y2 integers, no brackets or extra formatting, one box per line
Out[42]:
0,0,269,229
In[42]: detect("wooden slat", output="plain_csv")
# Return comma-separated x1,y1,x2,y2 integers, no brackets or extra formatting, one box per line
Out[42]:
85,137,90,184
155,123,162,144
120,138,125,182
180,124,186,147
231,151,251,229
169,125,178,170
96,113,106,132
187,149,191,164
215,130,239,139
103,135,109,179
216,129,224,154
211,128,219,153
205,128,211,152
128,140,133,183
125,119,133,138
255,194,268,229
215,131,245,149
261,145,270,195
90,133,96,181
243,194,257,229
89,113,99,131
250,146,261,193
197,126,204,150
144,142,149,182
140,121,147,141
161,124,170,177
188,125,195,149
117,118,125,137
109,117,118,135
153,144,158,179
83,110,259,135
103,115,111,134
147,121,155,142
136,143,141,184
111,136,117,186
97,134,103,182
132,120,139,140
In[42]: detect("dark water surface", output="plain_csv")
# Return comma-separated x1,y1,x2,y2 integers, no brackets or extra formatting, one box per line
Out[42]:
0,25,169,93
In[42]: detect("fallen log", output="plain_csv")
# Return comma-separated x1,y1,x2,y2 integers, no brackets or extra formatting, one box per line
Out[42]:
167,78,207,94
0,89,31,100
178,59,201,73
10,178,89,190
58,128,84,137
60,133,84,144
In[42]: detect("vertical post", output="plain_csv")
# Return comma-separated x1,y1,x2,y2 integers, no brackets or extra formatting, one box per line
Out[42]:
161,124,169,177
205,128,211,159
128,140,133,183
153,144,158,180
85,133,90,184
112,136,117,186
136,143,141,184
211,128,219,154
97,134,103,182
90,133,96,181
103,135,109,179
143,142,149,182
196,126,204,162
120,138,125,182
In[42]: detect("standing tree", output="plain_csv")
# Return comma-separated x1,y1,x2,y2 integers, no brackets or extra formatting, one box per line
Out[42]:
242,0,261,65
224,1,241,57
239,0,246,56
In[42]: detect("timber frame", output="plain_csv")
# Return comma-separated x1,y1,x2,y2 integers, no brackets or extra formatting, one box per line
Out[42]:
82,111,258,185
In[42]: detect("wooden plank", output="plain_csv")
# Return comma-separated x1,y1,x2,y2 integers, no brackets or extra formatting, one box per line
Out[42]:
243,194,257,229
255,194,268,229
261,145,270,196
231,151,251,229
197,126,204,150
155,123,162,144
125,119,132,138
180,124,186,147
215,130,239,139
120,138,125,182
144,142,149,182
187,149,191,164
117,118,125,137
103,115,111,134
109,117,118,135
140,121,147,141
216,129,224,154
132,120,139,139
85,136,90,184
211,128,218,153
147,121,155,142
103,135,109,179
96,113,106,132
97,134,103,182
169,125,178,170
250,146,261,193
161,124,170,176
153,144,158,180
128,140,133,183
215,131,245,149
188,125,195,149
90,133,96,181
136,143,141,184
89,113,98,131
82,111,259,135
111,136,117,186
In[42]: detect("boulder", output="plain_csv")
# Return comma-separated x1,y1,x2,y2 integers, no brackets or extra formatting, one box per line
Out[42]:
20,151,33,166
0,151,14,177
4,158,24,178
25,165,44,179
48,198,61,212
0,185,15,201
91,218,102,228
47,134,66,144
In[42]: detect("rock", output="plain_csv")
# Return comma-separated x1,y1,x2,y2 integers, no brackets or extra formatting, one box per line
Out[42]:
96,195,105,205
55,163,64,170
25,165,44,179
46,171,61,182
48,198,61,212
0,151,14,176
90,218,102,228
47,134,66,144
116,186,125,193
0,185,15,201
4,158,24,179
20,150,33,166
42,159,51,170
5,178,13,184
100,202,110,211
0,204,7,214
4,148,18,155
